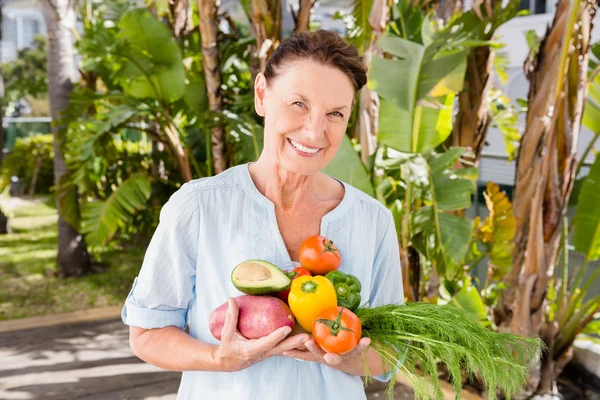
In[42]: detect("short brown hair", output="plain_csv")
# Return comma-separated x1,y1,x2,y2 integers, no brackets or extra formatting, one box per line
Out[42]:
264,30,368,92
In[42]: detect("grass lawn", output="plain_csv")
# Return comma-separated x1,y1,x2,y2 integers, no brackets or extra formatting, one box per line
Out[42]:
0,196,145,321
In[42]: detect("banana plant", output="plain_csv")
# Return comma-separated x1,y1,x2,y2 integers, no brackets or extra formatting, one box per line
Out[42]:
81,174,153,246
542,155,600,393
57,3,204,244
426,182,516,328
367,16,479,299
579,41,600,177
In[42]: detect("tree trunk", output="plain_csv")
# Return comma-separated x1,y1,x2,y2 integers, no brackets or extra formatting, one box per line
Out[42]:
294,0,311,32
197,0,226,174
448,0,498,168
251,0,282,73
170,0,192,38
0,2,8,235
496,0,596,392
42,0,92,277
452,45,494,167
29,154,43,196
432,0,462,23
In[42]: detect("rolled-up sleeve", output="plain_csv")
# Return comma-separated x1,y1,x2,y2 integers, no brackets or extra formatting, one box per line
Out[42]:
369,208,405,382
122,182,199,331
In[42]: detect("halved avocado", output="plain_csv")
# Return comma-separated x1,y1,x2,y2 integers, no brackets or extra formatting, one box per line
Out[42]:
231,260,291,295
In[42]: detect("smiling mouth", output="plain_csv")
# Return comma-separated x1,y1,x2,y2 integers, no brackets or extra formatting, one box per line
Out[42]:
288,138,322,154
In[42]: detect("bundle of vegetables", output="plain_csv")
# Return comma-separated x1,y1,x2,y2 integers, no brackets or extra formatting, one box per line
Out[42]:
209,235,542,399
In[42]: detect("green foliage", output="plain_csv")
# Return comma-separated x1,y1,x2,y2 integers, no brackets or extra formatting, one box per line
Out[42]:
58,0,261,247
378,148,476,281
489,89,521,161
115,8,186,103
0,134,54,194
546,220,600,365
334,0,374,54
81,174,152,247
358,302,542,400
1,35,48,104
480,182,516,278
322,136,375,197
573,156,600,262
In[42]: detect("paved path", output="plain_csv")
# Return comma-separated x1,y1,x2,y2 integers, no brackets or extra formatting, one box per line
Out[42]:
0,317,412,400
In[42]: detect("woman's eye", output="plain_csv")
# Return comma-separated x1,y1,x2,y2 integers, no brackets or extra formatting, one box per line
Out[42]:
330,111,344,119
293,101,306,108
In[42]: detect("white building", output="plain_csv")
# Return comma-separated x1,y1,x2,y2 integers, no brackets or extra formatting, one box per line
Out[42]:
1,0,46,63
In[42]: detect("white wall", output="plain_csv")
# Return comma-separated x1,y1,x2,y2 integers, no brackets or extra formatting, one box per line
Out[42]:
1,0,46,62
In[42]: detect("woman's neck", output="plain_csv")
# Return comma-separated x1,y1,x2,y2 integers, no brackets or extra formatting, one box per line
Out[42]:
248,158,320,210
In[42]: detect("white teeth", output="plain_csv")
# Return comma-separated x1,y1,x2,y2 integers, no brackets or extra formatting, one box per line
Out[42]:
289,139,319,154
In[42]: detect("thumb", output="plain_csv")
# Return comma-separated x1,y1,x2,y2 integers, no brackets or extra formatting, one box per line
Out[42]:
221,298,239,341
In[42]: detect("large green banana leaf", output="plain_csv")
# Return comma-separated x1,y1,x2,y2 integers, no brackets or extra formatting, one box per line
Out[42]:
81,174,152,246
378,94,455,154
573,156,600,262
322,135,375,197
115,8,185,103
370,36,467,111
583,54,600,133
428,148,476,211
369,35,466,154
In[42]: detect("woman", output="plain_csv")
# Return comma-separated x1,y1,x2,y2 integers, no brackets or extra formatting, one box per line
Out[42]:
122,30,404,399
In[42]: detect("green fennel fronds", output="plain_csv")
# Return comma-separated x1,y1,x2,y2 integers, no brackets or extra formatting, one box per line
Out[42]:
357,303,543,400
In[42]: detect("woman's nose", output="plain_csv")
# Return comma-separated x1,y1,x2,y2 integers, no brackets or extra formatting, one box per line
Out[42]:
303,113,326,141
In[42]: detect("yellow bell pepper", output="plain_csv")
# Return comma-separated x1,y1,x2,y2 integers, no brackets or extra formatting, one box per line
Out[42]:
288,275,337,332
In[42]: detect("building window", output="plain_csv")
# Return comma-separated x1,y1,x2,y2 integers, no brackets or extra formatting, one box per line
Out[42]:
22,18,41,48
1,15,17,44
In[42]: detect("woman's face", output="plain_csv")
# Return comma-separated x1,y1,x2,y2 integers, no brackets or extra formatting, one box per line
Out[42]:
254,59,355,176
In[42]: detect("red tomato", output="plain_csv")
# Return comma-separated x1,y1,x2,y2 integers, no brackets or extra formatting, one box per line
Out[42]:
312,306,362,354
299,235,341,275
276,267,312,303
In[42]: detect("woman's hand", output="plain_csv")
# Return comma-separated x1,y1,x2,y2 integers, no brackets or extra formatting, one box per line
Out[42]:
211,298,309,372
282,337,372,376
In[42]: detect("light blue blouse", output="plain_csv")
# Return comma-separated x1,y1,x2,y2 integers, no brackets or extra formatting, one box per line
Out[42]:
122,163,404,399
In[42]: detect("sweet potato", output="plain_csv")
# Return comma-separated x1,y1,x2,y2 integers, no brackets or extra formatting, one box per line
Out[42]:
209,295,295,340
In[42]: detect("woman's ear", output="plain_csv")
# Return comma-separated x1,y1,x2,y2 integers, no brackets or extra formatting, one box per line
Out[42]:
254,73,267,117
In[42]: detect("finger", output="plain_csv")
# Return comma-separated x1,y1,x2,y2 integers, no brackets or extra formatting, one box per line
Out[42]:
304,339,327,358
247,325,292,355
221,298,239,342
282,349,321,362
268,334,310,356
324,352,342,364
334,337,371,362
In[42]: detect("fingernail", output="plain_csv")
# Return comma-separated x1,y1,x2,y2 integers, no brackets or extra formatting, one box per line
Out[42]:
283,327,291,334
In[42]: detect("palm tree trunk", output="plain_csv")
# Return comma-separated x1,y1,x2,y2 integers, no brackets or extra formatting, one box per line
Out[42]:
43,0,92,277
497,0,596,391
197,0,226,174
0,3,8,235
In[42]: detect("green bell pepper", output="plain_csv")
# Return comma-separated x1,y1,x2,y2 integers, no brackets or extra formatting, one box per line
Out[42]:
325,270,362,311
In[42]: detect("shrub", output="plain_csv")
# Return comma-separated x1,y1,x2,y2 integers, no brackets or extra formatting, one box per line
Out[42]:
1,134,54,195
